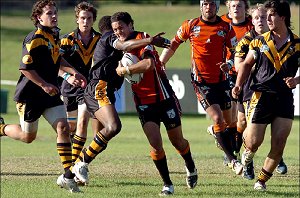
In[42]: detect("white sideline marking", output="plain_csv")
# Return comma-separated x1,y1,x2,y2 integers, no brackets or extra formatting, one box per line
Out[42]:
1,80,17,86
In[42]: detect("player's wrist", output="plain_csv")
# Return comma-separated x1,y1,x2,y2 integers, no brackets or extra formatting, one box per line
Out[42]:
125,66,131,75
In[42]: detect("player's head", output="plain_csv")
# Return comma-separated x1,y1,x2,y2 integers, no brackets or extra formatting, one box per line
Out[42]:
98,15,112,34
227,0,249,19
31,0,57,27
264,0,291,30
111,12,134,41
200,0,220,20
249,4,268,34
75,1,97,22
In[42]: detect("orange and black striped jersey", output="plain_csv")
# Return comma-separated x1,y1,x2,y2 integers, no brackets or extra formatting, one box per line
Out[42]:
127,31,174,105
175,16,237,83
60,28,100,97
249,30,299,93
15,24,61,102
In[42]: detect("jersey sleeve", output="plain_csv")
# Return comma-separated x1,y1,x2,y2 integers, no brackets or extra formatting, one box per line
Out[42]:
20,35,41,70
175,19,190,43
235,35,251,59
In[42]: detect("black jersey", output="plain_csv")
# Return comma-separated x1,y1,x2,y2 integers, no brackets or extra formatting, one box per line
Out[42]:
60,28,100,97
14,24,61,103
249,30,299,93
89,30,124,90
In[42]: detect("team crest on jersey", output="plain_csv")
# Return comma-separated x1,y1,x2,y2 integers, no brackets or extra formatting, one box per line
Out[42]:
217,30,225,37
167,109,176,119
260,45,269,52
22,55,33,64
192,26,201,36
48,41,53,50
138,105,148,111
287,45,296,55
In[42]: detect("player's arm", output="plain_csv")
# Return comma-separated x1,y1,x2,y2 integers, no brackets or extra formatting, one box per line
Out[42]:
116,54,154,77
21,69,59,96
159,38,181,68
232,50,256,98
284,75,300,89
114,32,170,52
58,57,87,88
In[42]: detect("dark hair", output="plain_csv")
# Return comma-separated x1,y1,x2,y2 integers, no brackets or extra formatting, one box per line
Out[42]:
75,1,97,22
31,0,57,26
264,0,291,29
98,15,112,34
110,12,134,26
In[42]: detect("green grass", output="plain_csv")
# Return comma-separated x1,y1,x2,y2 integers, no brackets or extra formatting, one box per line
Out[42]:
1,114,299,198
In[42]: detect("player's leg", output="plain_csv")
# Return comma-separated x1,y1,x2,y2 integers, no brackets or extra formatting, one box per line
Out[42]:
0,102,38,143
71,102,90,163
43,105,80,193
255,117,292,190
162,96,197,189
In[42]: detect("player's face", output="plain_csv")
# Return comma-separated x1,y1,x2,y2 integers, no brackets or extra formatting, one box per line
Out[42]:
201,1,217,22
77,10,94,33
266,9,285,32
229,0,246,20
252,9,268,35
38,5,58,28
111,20,134,41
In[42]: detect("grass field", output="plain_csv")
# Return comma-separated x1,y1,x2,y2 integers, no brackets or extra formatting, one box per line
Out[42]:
1,3,300,198
1,114,299,198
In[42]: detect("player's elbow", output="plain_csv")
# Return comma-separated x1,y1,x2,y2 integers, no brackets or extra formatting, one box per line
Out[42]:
144,58,155,71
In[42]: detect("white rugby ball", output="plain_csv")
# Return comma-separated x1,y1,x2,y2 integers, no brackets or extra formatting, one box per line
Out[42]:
121,53,143,84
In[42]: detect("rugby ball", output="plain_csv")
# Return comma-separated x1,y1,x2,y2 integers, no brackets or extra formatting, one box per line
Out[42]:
121,53,143,84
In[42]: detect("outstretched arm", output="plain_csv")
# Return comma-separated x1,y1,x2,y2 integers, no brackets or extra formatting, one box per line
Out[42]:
115,32,170,52
159,38,181,68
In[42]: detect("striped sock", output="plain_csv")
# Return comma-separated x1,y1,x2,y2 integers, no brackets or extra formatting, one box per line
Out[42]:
72,134,86,162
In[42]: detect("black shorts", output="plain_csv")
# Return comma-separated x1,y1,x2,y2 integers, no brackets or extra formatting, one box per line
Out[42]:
246,91,294,124
192,81,231,111
63,95,85,112
16,95,63,122
136,95,182,131
84,79,116,115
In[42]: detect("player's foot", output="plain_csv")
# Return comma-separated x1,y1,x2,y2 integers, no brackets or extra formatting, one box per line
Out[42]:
0,117,6,136
159,184,174,196
276,159,287,174
74,176,86,186
231,160,243,175
241,149,255,166
254,181,266,191
207,125,222,150
57,174,81,193
242,160,255,180
72,161,89,185
185,166,198,189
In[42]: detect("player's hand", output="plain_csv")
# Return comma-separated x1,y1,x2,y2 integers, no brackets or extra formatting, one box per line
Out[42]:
151,32,171,48
217,62,230,73
232,86,242,99
284,77,297,89
74,73,87,88
116,62,126,77
42,83,59,96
